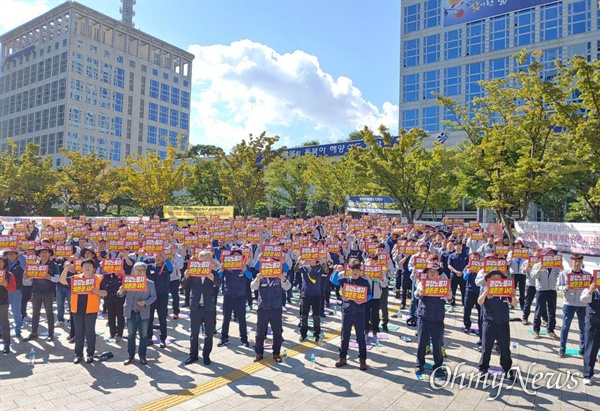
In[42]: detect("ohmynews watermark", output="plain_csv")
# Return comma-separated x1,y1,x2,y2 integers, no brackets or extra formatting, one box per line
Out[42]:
430,363,581,400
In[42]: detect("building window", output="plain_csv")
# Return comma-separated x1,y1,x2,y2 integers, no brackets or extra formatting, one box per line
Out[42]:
403,39,420,67
568,0,590,36
443,107,458,130
466,62,484,102
117,56,124,64
169,131,178,147
84,110,95,131
147,125,157,144
466,20,485,56
174,77,179,84
424,0,440,28
423,34,440,64
490,14,509,51
99,114,109,133
183,80,189,88
149,102,158,121
401,109,419,130
541,2,563,41
444,66,461,96
542,48,563,81
160,83,170,102
514,53,533,73
101,63,112,84
171,87,180,105
423,106,439,132
114,92,124,112
150,80,159,98
99,87,110,109
159,106,168,124
114,68,125,88
111,141,121,161
181,91,190,109
71,60,83,75
514,8,535,47
490,57,509,80
152,68,159,76
568,42,591,60
170,109,179,127
403,3,420,34
444,29,462,60
423,70,439,99
114,117,122,137
159,129,168,147
180,112,189,130
402,74,419,103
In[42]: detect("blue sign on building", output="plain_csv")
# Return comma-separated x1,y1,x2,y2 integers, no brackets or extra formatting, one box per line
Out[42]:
283,137,400,158
443,0,557,28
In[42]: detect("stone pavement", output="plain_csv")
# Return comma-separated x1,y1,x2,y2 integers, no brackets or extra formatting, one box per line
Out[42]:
1,290,599,411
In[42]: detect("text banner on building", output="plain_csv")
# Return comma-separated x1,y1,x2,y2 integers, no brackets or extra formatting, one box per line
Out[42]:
443,0,557,28
163,206,234,220
514,221,600,256
346,196,399,215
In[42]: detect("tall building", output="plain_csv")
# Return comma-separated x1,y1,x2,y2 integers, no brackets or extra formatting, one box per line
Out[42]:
0,1,194,166
400,0,600,146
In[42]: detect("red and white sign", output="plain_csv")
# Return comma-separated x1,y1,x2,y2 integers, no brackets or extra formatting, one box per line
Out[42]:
101,259,124,275
187,260,213,277
422,278,450,297
487,278,515,297
26,264,49,279
342,283,368,303
515,221,600,255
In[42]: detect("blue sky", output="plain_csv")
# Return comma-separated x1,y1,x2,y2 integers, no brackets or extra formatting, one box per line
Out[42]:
0,0,401,150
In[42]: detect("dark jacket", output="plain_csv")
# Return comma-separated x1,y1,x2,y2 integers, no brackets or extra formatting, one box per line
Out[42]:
100,274,125,303
221,269,251,298
190,270,221,311
144,259,172,295
31,260,59,294
481,296,510,323
416,296,446,322
300,265,323,297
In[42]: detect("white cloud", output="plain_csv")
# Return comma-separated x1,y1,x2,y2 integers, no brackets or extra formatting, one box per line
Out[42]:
0,0,57,34
187,40,398,150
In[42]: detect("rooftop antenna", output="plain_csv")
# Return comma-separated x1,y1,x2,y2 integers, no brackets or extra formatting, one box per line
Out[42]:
120,0,136,27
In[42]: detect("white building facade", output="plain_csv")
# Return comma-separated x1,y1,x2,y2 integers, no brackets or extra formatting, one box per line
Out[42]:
0,1,194,166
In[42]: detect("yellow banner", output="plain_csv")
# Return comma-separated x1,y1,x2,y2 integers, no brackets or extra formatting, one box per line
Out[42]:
163,206,234,220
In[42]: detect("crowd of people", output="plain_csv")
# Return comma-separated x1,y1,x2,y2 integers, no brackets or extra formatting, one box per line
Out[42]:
0,215,599,385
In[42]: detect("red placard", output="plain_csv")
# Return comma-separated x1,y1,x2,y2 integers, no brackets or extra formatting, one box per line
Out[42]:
541,255,562,269
363,265,383,281
487,278,515,297
123,275,148,292
261,245,283,259
494,245,509,256
342,283,368,303
300,246,320,261
422,278,450,297
469,259,483,272
511,248,530,259
124,240,140,250
567,273,593,290
413,256,427,270
595,270,600,286
54,245,73,258
71,277,95,294
403,245,420,255
24,254,37,265
26,264,49,279
364,242,378,255
105,231,120,241
187,260,213,277
89,231,103,242
72,227,87,238
125,231,139,241
327,243,340,254
184,235,198,246
142,239,164,254
0,235,18,248
259,259,283,278
471,232,484,241
222,254,244,271
484,258,507,274
101,259,124,275
108,239,125,252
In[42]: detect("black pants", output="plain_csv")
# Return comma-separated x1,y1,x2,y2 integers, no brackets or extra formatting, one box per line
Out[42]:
583,320,600,379
300,295,321,339
106,299,125,338
31,293,54,336
395,269,402,291
246,278,253,308
451,276,466,307
170,280,180,315
380,287,389,327
364,298,381,334
73,312,97,358
148,293,169,342
320,281,329,315
463,290,481,331
534,290,557,333
417,319,443,368
221,296,248,342
401,270,412,305
522,285,537,319
340,310,366,359
0,304,9,348
479,319,512,373
190,307,215,359
255,308,283,355
513,274,526,309
183,278,192,306
21,285,32,318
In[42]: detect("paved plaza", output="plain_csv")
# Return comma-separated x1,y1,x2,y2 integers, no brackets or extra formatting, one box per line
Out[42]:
1,290,599,411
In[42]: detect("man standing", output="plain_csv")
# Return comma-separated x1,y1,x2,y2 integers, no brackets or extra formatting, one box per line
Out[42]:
531,249,561,340
140,249,173,348
25,246,59,341
168,244,184,320
4,248,24,338
218,248,251,348
557,254,588,357
448,242,469,308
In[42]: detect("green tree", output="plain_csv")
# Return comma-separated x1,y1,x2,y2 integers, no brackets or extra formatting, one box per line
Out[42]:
0,139,18,214
218,132,286,216
301,140,320,147
264,154,312,216
13,143,57,215
122,146,188,216
186,159,226,206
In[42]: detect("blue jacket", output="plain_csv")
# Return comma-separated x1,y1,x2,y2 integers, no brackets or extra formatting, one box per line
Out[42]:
220,268,252,298
143,258,173,295
481,297,511,323
300,265,323,297
448,251,469,277
416,296,446,322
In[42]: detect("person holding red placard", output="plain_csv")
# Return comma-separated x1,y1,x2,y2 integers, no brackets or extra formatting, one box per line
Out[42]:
297,256,325,343
530,248,561,340
60,259,107,364
557,254,589,358
463,253,483,350
580,276,600,385
0,255,17,353
414,263,451,377
330,260,372,371
477,270,518,380
100,267,125,342
507,240,528,314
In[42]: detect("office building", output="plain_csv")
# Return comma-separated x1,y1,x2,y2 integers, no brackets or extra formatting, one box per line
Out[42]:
400,0,600,146
0,1,194,166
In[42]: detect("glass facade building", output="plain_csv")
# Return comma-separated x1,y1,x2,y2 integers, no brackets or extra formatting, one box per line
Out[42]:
400,0,600,145
0,2,194,165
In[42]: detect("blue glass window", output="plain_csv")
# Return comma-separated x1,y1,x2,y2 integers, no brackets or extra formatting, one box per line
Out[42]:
514,8,535,46
443,107,458,130
490,57,509,80
181,91,190,109
403,4,420,34
150,80,159,99
114,117,122,137
159,106,168,124
152,69,158,76
183,80,189,88
111,141,121,161
174,77,179,84
423,34,440,64
101,63,112,84
424,0,440,28
541,3,563,41
159,128,168,147
444,29,462,60
171,87,180,105
423,70,439,99
117,56,124,64
490,14,509,51
542,48,563,81
114,68,125,88
86,65,98,80
148,102,158,121
147,125,157,144
158,151,167,160
402,74,419,103
401,109,418,130
444,66,461,96
169,131,178,147
403,39,420,67
423,106,439,132
114,92,124,112
160,83,170,102
568,0,590,35
99,87,110,109
514,53,533,73
170,109,179,127
163,72,169,80
466,62,484,102
180,112,189,130
466,20,485,56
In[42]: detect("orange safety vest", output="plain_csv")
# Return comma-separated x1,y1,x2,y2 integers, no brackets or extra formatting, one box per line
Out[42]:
70,274,103,314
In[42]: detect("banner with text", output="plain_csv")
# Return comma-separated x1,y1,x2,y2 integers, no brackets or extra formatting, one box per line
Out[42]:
163,206,234,220
515,221,600,256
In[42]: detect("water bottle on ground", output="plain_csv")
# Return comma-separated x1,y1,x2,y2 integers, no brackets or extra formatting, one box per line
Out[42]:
29,348,35,365
374,339,380,352
282,349,288,363
400,335,412,343
310,353,316,369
